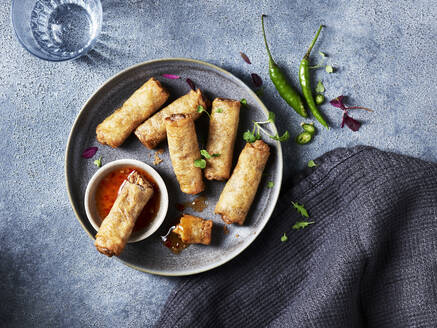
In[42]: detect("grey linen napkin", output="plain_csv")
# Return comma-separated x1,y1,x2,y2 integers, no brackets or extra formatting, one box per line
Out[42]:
155,146,437,327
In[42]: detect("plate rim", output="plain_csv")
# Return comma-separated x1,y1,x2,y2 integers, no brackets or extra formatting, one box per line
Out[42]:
64,57,283,276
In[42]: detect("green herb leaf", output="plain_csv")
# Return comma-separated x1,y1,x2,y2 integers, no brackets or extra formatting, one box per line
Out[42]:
93,156,102,168
194,158,206,169
291,201,309,218
315,80,325,93
268,111,275,123
200,149,211,159
267,181,274,188
240,98,248,106
325,65,334,73
243,130,261,143
212,153,221,157
271,130,290,142
197,105,211,118
308,160,317,168
292,221,315,230
216,108,223,113
281,233,288,242
319,51,327,58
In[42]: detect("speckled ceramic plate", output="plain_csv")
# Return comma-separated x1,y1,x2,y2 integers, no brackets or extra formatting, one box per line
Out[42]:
65,58,283,276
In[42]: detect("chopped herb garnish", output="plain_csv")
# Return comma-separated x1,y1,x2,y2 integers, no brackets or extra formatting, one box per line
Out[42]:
325,65,334,73
267,181,274,188
281,233,288,242
292,221,314,230
244,111,289,143
251,73,263,88
308,160,317,168
319,51,327,58
197,105,211,118
186,78,196,90
94,156,102,168
216,108,223,113
162,74,181,80
194,158,206,169
240,98,248,106
291,201,309,218
82,146,98,159
315,80,325,93
240,52,251,64
200,149,212,159
329,95,373,131
212,153,221,157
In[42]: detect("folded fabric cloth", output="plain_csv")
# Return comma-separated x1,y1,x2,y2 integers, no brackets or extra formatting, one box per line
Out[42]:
155,146,437,328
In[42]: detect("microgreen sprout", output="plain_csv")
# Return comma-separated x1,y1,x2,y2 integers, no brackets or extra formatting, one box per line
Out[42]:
291,201,309,218
329,95,373,131
243,111,290,143
308,160,317,168
93,156,102,168
197,105,211,118
194,159,206,169
292,221,314,230
281,233,288,242
267,181,274,188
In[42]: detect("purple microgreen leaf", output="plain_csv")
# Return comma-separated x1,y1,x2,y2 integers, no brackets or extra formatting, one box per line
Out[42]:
162,74,181,80
186,78,195,90
342,112,361,131
251,73,263,87
329,96,346,110
82,147,98,159
240,52,251,64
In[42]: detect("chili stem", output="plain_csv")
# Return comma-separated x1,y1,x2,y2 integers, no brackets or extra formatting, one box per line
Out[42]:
261,15,274,63
304,25,323,59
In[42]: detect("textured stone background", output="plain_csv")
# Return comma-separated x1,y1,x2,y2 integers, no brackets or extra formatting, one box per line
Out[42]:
0,0,435,327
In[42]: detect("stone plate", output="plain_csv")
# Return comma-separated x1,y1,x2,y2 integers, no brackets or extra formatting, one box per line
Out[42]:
65,58,283,276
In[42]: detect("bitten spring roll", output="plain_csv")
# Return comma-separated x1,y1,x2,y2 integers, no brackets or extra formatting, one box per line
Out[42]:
204,98,240,181
215,140,270,225
173,214,213,245
95,171,154,257
135,89,208,149
165,114,205,194
96,77,169,148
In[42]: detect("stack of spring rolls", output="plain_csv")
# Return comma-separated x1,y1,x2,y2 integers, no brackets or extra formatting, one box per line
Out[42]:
93,77,270,256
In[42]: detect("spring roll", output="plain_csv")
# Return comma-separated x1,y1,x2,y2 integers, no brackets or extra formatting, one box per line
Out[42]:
96,77,169,148
204,98,240,181
135,89,208,149
215,140,270,225
95,171,154,257
165,114,205,194
173,214,213,245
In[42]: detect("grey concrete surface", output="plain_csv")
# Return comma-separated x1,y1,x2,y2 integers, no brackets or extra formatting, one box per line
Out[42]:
0,0,436,327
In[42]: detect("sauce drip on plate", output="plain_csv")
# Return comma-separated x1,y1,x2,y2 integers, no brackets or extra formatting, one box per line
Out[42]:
95,166,160,232
176,195,208,213
161,226,189,254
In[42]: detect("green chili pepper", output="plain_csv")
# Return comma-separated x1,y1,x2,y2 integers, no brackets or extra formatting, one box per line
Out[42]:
261,15,307,118
315,94,325,105
295,131,313,144
301,123,316,135
299,25,329,129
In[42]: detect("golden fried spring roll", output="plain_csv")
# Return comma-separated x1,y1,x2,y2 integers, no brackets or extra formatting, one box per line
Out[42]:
173,214,213,245
134,89,208,149
165,114,205,194
215,140,270,225
96,77,169,148
204,98,240,181
95,171,154,257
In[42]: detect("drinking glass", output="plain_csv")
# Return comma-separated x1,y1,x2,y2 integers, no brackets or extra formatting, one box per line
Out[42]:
11,0,102,61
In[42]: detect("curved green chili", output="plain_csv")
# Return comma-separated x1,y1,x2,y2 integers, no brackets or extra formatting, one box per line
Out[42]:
261,15,307,118
299,25,329,129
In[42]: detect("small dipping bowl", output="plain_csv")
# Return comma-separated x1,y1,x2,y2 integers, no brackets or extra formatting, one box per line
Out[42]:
84,159,168,242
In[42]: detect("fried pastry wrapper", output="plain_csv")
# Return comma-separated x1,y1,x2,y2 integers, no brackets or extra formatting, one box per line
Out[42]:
165,114,205,194
96,77,169,148
95,171,154,257
204,98,240,181
135,89,208,149
215,140,270,225
173,214,213,245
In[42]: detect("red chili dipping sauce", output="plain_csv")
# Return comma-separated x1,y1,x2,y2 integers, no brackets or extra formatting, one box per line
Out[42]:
95,167,160,232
